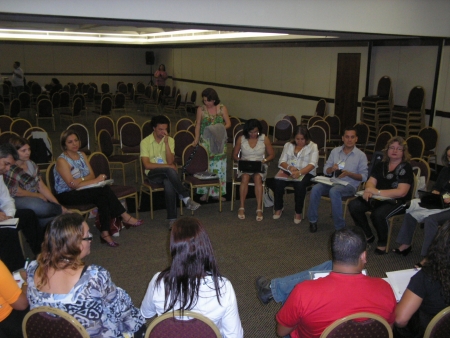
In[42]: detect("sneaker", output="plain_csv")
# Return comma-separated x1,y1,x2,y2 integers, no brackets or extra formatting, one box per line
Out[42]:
255,276,273,305
186,199,201,211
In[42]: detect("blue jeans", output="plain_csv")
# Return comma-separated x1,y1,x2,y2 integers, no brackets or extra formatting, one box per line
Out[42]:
270,260,333,304
307,183,356,230
14,196,62,228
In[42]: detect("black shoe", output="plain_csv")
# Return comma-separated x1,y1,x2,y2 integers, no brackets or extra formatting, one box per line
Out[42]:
255,276,273,305
309,222,317,233
374,248,387,255
392,246,412,256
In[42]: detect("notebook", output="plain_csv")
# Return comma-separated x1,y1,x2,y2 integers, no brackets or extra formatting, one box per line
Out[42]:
238,160,265,173
418,190,448,209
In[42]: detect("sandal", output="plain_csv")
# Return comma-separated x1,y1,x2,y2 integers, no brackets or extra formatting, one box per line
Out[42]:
238,208,245,220
100,234,119,247
122,215,144,229
256,209,263,222
200,194,209,202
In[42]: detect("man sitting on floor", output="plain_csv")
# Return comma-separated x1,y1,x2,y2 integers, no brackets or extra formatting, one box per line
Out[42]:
307,127,367,232
140,115,200,227
255,227,396,338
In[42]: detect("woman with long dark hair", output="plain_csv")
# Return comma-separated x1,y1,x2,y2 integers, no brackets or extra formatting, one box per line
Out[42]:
273,125,318,223
140,217,243,338
394,221,450,337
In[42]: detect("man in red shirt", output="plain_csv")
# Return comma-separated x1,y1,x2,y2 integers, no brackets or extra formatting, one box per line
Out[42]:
276,227,396,338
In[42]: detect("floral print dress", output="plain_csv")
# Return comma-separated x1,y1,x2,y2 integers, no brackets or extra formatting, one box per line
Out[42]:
197,104,227,197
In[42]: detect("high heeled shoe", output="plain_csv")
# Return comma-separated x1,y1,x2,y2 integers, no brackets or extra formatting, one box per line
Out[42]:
256,209,263,222
238,208,245,220
100,235,119,247
122,216,144,229
273,208,284,220
392,246,412,256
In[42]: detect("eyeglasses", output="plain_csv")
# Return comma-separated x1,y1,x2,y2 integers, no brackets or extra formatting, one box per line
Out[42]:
388,146,404,151
82,232,93,241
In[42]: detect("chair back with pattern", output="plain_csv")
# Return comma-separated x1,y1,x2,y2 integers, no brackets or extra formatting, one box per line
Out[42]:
182,144,209,176
0,115,13,132
99,97,112,115
114,93,125,108
273,119,293,142
418,126,438,153
98,130,115,157
325,115,341,139
95,116,115,141
23,306,90,338
120,122,142,154
228,116,241,143
0,131,20,145
259,119,269,136
407,86,425,111
117,115,135,136
308,125,327,158
117,83,127,94
142,120,153,139
307,115,323,129
313,119,331,140
37,99,53,117
379,124,397,136
10,98,21,118
11,118,32,136
284,115,297,129
320,312,393,338
187,124,196,135
315,99,327,117
376,76,392,98
51,92,61,110
59,91,70,108
174,130,195,158
190,90,197,104
88,152,112,178
406,135,425,158
101,82,110,94
18,92,31,109
176,118,193,132
424,306,450,338
354,122,370,151
374,131,392,152
67,123,90,154
145,310,221,338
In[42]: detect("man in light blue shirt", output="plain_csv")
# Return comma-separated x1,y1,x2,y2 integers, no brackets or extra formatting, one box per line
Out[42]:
307,127,368,232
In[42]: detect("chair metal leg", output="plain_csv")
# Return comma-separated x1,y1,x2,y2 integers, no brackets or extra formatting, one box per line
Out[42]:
150,190,154,220
231,182,235,211
134,193,139,218
219,184,222,212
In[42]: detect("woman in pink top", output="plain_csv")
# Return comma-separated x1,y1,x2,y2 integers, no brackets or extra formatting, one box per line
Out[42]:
154,64,168,91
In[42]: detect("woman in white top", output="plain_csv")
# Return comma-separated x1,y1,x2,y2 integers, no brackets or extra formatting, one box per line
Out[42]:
140,217,244,338
233,119,274,221
273,125,318,224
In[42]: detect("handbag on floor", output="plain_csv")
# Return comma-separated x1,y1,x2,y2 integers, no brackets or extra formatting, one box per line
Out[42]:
263,186,274,207
95,215,123,237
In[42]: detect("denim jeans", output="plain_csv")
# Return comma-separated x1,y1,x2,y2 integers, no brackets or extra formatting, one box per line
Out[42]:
147,167,190,220
307,183,356,230
271,260,333,304
14,196,62,228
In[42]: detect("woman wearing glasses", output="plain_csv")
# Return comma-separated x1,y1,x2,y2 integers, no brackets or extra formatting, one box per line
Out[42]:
194,88,231,202
393,146,450,263
348,136,414,254
26,214,146,338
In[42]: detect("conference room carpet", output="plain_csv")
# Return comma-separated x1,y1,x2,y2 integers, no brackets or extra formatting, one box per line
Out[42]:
22,104,428,337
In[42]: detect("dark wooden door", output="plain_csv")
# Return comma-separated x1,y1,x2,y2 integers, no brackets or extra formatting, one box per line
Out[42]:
335,53,361,129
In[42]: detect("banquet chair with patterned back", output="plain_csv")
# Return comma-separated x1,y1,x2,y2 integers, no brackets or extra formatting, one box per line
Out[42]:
142,120,153,139
88,152,138,217
182,144,222,214
18,92,32,116
366,131,392,162
308,125,327,162
259,119,269,137
424,306,450,338
94,115,119,148
22,306,90,338
120,122,142,155
272,119,293,148
145,310,221,338
307,115,323,129
418,126,439,171
325,115,341,143
176,118,193,132
379,124,398,136
0,115,13,132
320,312,393,338
10,118,32,137
406,135,425,159
227,116,241,143
112,93,126,115
9,98,21,118
174,130,195,169
59,97,82,126
67,123,91,155
0,131,20,145
92,97,112,117
116,115,135,140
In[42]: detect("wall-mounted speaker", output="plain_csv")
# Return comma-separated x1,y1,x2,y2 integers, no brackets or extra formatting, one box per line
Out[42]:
146,51,155,65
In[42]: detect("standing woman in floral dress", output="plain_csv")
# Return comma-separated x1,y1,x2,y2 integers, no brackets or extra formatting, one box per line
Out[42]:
194,88,231,201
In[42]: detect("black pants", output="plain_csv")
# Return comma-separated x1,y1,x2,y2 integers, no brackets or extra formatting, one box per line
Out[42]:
273,174,313,214
0,307,29,338
348,197,407,246
56,186,125,232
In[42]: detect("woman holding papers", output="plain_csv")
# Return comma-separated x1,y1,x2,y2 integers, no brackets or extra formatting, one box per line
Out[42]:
349,136,414,255
393,146,450,259
140,217,244,338
233,119,274,221
5,136,67,228
27,214,146,337
53,129,143,247
394,221,450,337
273,125,318,224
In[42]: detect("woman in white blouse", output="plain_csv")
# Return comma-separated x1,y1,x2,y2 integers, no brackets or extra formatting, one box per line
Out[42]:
273,125,318,223
140,217,243,338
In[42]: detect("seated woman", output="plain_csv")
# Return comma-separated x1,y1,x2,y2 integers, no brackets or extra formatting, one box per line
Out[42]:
26,214,146,338
0,260,29,338
273,125,318,224
54,129,143,247
4,136,67,228
140,217,244,338
394,221,450,337
232,119,274,221
394,146,450,261
348,136,414,254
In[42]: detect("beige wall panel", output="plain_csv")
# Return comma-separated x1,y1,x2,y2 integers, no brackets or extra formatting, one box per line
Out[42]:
435,47,450,112
260,47,283,91
202,48,216,83
0,44,25,73
242,49,262,89
232,90,261,119
24,45,55,73
107,47,134,73
180,49,193,80
173,49,183,78
52,45,83,73
302,48,332,98
133,49,151,74
396,46,437,108
215,48,243,86
189,48,207,81
281,47,305,94
80,46,109,73
369,47,401,95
